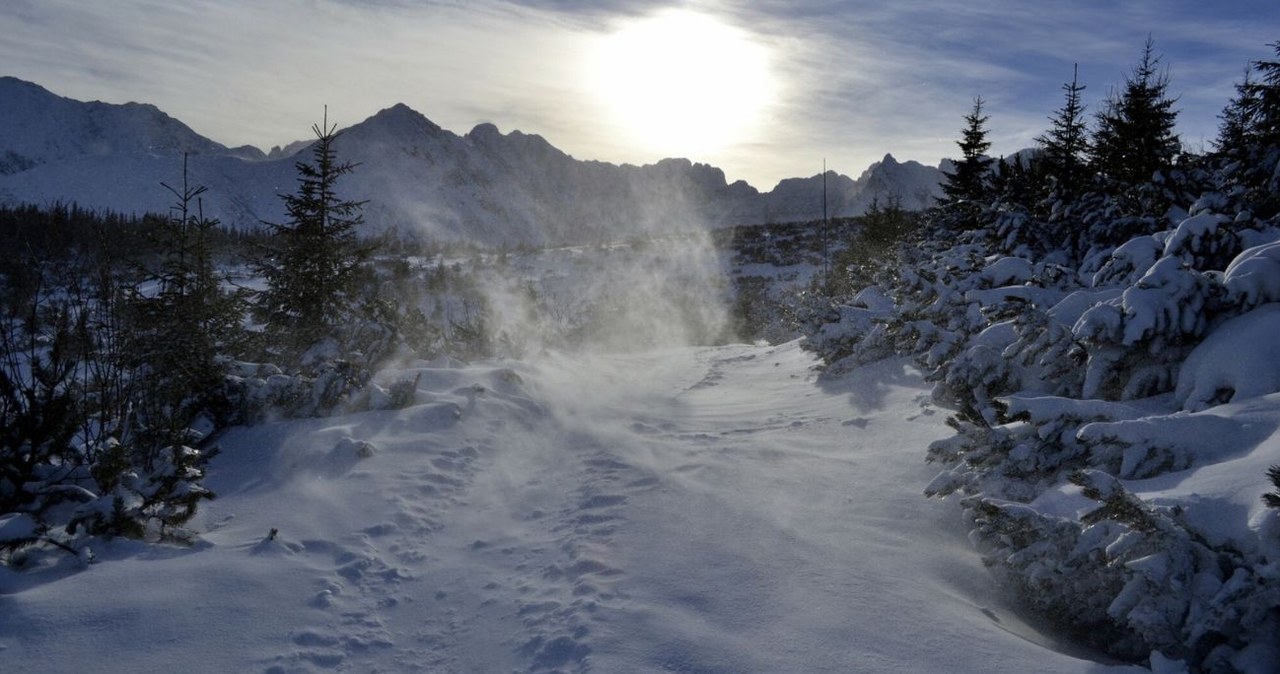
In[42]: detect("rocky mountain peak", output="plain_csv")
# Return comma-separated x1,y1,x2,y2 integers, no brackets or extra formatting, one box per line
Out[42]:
0,77,945,245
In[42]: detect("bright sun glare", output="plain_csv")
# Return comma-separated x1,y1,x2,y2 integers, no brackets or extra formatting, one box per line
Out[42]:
587,10,776,158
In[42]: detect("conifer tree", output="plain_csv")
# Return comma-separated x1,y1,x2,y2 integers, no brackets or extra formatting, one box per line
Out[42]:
1090,37,1181,186
255,109,368,365
129,154,242,445
1241,41,1280,149
1216,69,1259,158
988,154,1039,209
1036,64,1090,196
942,97,995,206
1217,41,1280,217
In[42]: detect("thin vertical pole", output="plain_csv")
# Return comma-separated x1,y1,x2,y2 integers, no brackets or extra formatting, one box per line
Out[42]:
822,159,830,279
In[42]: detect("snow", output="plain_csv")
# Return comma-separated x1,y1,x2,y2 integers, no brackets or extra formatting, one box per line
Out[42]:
980,256,1034,286
1162,213,1228,259
1075,257,1211,348
1223,239,1280,309
0,341,1144,673
1048,288,1124,325
1176,304,1280,411
0,513,39,543
851,285,894,312
1091,235,1164,287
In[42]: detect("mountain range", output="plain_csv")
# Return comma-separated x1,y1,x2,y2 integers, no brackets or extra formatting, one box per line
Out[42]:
0,76,945,246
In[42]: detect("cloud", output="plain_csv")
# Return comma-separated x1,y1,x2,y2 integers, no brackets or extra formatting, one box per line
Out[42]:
706,0,1279,182
1,0,1277,190
1,2,590,140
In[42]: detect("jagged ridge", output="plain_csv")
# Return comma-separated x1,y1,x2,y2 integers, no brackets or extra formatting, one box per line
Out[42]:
0,77,944,245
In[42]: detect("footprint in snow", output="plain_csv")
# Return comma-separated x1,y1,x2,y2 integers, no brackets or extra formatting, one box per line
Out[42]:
521,633,591,673
578,494,627,510
582,456,630,473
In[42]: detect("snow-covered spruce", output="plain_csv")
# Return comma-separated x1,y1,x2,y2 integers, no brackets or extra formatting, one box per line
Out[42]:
971,470,1280,668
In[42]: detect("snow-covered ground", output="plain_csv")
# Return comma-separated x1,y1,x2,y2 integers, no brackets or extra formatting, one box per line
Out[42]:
0,340,1146,673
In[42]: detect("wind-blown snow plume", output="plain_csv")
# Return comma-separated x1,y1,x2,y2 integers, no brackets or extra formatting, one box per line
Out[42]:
469,228,734,355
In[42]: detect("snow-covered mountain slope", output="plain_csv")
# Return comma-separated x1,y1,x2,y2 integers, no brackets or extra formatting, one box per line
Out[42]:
0,150,293,228
330,105,766,244
0,77,944,245
851,152,948,210
0,341,1143,673
762,155,943,222
0,76,232,174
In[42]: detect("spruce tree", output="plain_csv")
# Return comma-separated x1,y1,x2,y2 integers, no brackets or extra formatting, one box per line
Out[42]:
942,97,995,206
255,109,367,365
1241,41,1280,150
130,154,242,446
1036,64,1090,196
1090,37,1181,186
1216,69,1259,157
1212,42,1280,218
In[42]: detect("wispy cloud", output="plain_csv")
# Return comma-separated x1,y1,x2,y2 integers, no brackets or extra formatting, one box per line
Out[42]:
0,0,1276,189
710,0,1279,184
0,1,598,148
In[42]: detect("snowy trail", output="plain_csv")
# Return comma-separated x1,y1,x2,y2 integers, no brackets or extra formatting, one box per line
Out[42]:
0,341,1144,673
505,343,1135,674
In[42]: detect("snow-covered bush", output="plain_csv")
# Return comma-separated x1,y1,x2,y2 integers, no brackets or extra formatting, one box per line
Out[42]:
1091,233,1167,287
925,395,1145,501
1162,212,1239,271
971,468,1280,669
365,372,421,411
969,496,1140,658
933,323,1017,424
223,357,367,422
1000,305,1087,398
1074,256,1223,400
868,238,994,376
1077,410,1250,480
67,442,216,542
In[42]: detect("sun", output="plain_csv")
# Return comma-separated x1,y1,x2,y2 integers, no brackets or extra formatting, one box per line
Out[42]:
586,10,776,158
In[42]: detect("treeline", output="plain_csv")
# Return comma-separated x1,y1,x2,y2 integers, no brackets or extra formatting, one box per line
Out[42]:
802,39,1280,672
0,201,269,268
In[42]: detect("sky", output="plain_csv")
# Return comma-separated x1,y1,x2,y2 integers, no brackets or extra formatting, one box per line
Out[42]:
1,0,1277,190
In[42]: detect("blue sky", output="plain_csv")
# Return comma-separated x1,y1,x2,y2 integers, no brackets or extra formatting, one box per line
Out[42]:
1,0,1276,189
